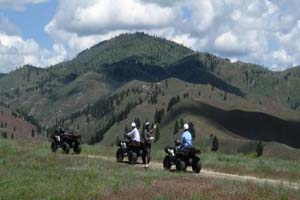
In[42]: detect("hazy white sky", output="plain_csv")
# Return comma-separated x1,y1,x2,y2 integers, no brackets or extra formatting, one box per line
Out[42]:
0,0,300,73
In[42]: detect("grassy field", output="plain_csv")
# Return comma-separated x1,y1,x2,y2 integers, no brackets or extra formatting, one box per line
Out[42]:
1,138,300,200
86,143,300,182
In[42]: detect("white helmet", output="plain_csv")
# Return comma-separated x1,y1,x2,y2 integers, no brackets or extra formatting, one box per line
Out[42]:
131,122,136,127
145,122,150,126
184,123,189,130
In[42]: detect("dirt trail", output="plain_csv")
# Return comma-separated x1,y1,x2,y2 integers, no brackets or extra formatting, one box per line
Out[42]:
84,154,300,190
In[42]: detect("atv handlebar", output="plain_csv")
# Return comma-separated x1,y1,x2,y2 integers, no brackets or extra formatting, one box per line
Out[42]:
174,139,181,146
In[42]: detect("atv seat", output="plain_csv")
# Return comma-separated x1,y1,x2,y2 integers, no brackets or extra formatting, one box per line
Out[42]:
177,147,201,156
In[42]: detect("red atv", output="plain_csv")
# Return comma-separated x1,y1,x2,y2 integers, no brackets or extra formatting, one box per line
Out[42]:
50,128,81,154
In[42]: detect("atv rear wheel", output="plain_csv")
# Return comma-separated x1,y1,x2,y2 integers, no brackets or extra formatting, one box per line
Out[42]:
128,151,138,165
192,157,201,173
73,144,81,154
62,142,70,154
163,155,172,170
51,141,57,152
116,148,123,162
175,158,186,171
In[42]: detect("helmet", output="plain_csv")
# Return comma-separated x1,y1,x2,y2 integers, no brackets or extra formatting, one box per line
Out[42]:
145,121,150,126
131,122,136,127
184,123,189,130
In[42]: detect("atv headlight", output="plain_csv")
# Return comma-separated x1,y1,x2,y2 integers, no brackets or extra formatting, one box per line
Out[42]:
168,149,175,156
121,142,127,149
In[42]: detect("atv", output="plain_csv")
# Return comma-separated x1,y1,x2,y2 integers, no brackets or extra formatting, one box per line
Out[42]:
116,135,154,165
50,128,81,154
163,140,201,173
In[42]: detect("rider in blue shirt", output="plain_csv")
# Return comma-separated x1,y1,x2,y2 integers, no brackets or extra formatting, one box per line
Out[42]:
177,123,192,150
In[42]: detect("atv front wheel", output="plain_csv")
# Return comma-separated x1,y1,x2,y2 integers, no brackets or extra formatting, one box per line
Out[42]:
128,151,138,165
192,157,201,173
175,158,186,171
163,156,172,170
62,142,70,154
73,144,81,154
116,149,124,162
51,141,57,152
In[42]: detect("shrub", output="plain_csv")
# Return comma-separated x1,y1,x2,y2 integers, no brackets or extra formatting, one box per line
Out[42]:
256,140,264,157
211,135,219,152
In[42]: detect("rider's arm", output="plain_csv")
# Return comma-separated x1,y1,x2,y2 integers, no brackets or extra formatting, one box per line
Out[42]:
126,129,135,137
181,133,186,144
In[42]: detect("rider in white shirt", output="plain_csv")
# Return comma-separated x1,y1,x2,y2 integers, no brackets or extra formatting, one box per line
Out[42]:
126,122,141,143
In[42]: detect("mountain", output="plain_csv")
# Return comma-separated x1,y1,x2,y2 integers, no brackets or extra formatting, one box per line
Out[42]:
0,73,5,79
0,105,39,139
0,32,300,156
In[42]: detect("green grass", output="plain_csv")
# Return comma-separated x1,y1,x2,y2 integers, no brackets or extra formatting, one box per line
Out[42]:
0,139,178,200
201,152,300,181
84,145,300,182
82,142,300,181
1,139,300,200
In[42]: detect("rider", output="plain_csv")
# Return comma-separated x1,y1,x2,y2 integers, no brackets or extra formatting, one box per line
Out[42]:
58,126,65,135
142,121,156,168
125,122,141,145
54,126,66,142
177,123,192,151
143,121,155,143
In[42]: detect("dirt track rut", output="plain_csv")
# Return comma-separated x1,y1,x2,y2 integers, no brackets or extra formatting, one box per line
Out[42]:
84,154,300,190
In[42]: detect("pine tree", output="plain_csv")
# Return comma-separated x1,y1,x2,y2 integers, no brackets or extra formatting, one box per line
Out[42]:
141,123,146,139
31,129,35,138
124,125,129,134
173,120,179,134
180,118,184,129
154,109,159,123
135,117,141,129
2,131,7,139
183,92,189,98
256,140,263,157
189,122,196,140
161,108,165,118
167,97,180,112
155,127,160,142
89,136,96,145
37,126,41,134
211,135,219,152
223,92,227,101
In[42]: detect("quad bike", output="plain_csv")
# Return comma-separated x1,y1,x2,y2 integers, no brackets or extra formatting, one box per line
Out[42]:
163,140,201,173
116,135,154,165
50,128,81,154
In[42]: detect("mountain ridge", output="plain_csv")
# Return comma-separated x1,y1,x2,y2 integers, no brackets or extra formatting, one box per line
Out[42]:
0,32,299,153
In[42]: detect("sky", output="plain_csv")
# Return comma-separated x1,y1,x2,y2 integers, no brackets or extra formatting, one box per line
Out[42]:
0,0,300,73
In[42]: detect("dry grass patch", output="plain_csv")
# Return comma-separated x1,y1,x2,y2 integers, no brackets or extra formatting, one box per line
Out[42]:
102,177,299,200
